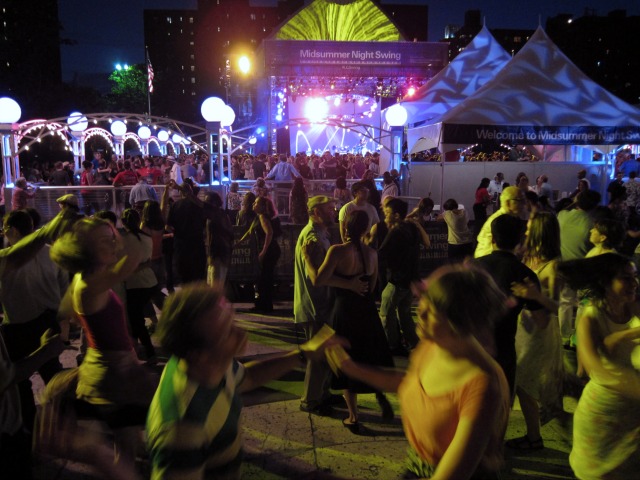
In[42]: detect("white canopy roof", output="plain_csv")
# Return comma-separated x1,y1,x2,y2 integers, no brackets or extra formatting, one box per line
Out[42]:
416,27,640,153
404,26,512,153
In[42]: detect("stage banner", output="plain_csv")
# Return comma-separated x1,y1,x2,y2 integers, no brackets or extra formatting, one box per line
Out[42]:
443,124,640,145
264,40,448,77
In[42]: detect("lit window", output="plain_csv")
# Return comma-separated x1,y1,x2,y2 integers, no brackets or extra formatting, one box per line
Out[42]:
218,27,221,32
191,78,196,84
190,41,194,46
192,91,196,96
190,54,195,60
250,14,256,20
263,27,266,32
190,17,193,23
191,66,195,71
167,17,172,23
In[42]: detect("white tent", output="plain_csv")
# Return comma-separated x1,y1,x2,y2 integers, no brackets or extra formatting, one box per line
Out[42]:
418,27,640,155
404,26,512,153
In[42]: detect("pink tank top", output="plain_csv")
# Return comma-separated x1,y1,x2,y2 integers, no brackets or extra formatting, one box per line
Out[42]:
77,290,134,351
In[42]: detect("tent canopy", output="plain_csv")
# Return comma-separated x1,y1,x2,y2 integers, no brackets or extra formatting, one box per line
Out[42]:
404,26,512,129
416,27,640,153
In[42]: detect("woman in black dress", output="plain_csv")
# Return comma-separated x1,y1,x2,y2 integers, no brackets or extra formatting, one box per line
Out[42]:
238,196,281,313
304,210,394,432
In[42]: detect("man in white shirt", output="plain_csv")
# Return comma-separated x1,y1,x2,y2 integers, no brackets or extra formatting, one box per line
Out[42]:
0,210,68,432
487,172,504,212
338,181,380,242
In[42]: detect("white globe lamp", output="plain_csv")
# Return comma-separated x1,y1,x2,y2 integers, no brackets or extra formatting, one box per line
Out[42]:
110,120,127,137
138,126,151,140
157,130,169,142
200,97,226,122
248,136,257,145
385,103,408,127
172,133,183,144
0,97,21,123
220,105,236,127
67,111,88,132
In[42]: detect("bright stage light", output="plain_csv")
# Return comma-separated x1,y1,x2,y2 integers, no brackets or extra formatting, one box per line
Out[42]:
357,99,364,107
304,97,329,122
333,97,341,107
407,86,416,97
238,56,251,74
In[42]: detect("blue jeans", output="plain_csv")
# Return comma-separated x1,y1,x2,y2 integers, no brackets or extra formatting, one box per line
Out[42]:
379,283,418,350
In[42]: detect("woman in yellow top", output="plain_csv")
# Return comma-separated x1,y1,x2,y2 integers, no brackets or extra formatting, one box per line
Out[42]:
327,264,510,479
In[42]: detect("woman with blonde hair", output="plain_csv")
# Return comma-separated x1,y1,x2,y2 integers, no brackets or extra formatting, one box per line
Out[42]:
50,217,158,466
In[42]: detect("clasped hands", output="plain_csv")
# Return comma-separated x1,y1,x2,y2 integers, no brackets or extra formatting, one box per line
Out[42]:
300,325,353,375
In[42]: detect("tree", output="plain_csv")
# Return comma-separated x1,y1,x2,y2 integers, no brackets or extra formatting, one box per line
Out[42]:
104,64,147,113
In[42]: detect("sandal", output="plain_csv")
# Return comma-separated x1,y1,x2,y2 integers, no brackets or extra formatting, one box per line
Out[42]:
342,417,360,434
505,435,544,450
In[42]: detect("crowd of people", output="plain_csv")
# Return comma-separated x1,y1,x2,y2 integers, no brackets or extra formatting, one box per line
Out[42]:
0,150,639,480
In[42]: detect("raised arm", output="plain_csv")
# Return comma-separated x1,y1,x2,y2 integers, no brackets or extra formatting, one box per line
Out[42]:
325,345,404,393
411,218,431,248
257,215,273,263
0,209,72,274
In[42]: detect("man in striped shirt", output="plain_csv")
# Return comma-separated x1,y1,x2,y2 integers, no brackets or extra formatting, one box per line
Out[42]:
147,284,332,479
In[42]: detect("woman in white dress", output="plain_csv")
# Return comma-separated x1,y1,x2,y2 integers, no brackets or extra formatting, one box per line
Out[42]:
508,212,564,450
558,253,640,479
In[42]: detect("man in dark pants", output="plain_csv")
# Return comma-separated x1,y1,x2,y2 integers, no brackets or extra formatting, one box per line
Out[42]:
378,198,430,355
166,180,206,284
475,214,546,397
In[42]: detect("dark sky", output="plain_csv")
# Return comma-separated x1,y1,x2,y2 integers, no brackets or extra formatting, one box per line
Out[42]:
59,0,640,81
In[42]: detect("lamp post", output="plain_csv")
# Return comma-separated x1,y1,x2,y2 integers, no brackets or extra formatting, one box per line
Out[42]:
67,111,88,171
138,126,151,155
110,120,127,158
201,97,235,185
157,130,169,155
0,97,22,187
385,103,408,172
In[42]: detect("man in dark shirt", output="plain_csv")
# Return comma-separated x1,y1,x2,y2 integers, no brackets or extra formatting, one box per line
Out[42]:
49,162,71,186
475,214,545,397
378,198,430,354
167,180,206,284
252,154,267,179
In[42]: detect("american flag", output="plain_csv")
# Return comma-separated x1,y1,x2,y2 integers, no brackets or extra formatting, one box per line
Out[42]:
146,49,154,93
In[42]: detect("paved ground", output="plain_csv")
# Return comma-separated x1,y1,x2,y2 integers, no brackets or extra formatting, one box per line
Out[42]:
32,301,578,479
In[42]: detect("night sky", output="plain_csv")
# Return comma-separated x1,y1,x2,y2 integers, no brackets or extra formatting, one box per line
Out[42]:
58,0,640,82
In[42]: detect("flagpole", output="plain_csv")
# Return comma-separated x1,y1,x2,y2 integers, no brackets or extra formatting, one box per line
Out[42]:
146,46,152,116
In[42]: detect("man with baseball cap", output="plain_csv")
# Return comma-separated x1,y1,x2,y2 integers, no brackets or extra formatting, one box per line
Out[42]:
295,195,350,414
